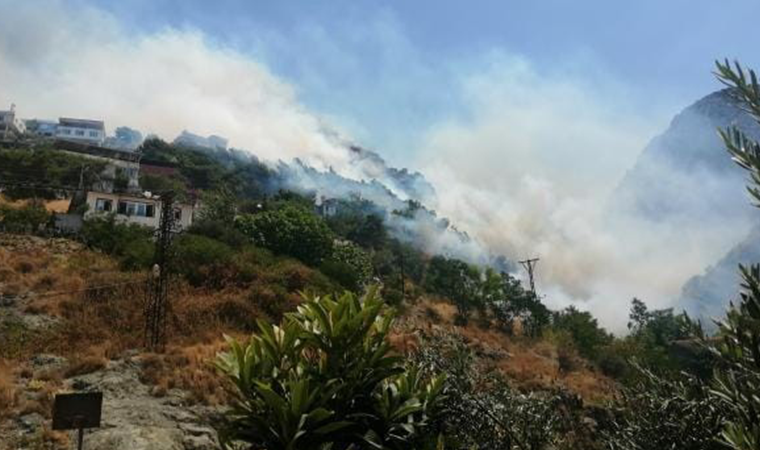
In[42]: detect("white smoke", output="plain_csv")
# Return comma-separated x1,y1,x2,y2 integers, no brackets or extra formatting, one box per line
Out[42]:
0,0,352,172
416,57,752,331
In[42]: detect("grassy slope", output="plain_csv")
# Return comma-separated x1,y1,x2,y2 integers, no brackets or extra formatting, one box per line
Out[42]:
0,234,616,433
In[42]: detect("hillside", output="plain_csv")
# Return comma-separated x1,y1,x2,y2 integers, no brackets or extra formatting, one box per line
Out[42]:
0,234,615,448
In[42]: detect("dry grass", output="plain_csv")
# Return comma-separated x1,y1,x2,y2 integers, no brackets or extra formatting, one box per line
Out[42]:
139,340,235,405
63,355,108,378
0,361,20,419
401,297,618,404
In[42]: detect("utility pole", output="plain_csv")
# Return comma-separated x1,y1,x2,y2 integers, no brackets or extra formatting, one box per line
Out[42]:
518,257,540,296
144,191,176,351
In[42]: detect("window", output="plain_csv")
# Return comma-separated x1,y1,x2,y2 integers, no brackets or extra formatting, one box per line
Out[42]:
174,208,182,221
117,200,155,218
95,198,112,212
89,131,98,138
75,129,85,136
63,129,71,135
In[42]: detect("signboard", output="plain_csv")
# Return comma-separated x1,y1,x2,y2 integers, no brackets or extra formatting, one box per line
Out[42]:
52,392,103,430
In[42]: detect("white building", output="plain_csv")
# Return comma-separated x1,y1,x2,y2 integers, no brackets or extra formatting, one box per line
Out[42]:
84,191,196,230
56,118,106,145
0,105,26,139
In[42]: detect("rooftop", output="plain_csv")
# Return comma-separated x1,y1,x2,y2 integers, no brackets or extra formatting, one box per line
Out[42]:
59,117,105,130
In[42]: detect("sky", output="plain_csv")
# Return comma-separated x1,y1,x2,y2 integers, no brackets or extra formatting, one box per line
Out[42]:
85,0,760,164
2,0,759,329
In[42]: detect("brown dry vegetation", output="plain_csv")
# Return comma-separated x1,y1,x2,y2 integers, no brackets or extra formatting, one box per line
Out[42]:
1,233,617,427
399,298,618,404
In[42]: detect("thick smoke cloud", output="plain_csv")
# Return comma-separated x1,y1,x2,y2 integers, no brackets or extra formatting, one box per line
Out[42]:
1,1,740,331
417,59,752,330
0,1,353,172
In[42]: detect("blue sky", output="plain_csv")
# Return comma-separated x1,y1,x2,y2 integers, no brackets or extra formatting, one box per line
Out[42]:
87,0,760,162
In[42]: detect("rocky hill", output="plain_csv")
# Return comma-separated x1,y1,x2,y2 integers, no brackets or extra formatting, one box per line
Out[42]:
612,89,759,224
610,89,760,321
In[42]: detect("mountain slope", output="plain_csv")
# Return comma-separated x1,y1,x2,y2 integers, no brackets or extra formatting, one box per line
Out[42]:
612,89,759,224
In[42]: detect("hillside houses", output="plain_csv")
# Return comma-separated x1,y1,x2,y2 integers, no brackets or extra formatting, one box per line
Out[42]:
0,105,198,231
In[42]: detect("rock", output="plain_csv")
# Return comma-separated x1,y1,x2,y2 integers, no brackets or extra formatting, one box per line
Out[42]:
61,357,222,450
85,426,185,450
183,434,217,450
17,413,44,431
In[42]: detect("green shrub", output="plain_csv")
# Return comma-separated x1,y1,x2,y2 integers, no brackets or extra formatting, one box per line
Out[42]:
235,205,334,265
319,259,362,292
215,288,445,450
173,234,235,287
187,220,249,248
0,203,50,233
81,215,154,269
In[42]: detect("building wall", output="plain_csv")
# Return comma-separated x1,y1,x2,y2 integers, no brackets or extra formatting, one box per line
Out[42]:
56,126,105,145
84,191,195,230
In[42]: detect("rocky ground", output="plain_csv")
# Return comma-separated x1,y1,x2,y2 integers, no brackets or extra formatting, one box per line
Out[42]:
1,353,222,450
0,235,224,449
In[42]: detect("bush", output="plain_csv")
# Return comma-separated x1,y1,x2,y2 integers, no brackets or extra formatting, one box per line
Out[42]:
81,215,154,269
235,205,334,266
602,365,726,450
0,203,51,233
215,288,445,450
319,259,362,292
173,234,235,287
552,306,612,359
187,220,249,248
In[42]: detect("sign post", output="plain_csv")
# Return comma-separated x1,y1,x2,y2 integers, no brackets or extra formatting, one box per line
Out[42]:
52,392,103,450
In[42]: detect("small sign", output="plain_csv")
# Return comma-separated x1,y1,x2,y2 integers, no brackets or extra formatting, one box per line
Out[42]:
52,392,103,430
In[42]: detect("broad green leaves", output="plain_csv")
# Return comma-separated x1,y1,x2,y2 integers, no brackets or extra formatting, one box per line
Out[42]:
216,288,445,450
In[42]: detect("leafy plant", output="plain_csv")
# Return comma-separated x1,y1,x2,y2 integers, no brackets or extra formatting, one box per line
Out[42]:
216,288,445,450
603,365,726,450
236,204,335,266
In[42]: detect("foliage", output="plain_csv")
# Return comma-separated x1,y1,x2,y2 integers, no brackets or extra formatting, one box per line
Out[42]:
186,219,249,249
0,146,105,199
481,269,550,337
623,298,695,374
552,306,612,359
0,202,51,233
603,365,726,450
235,204,335,266
81,215,154,269
215,288,445,450
329,241,373,286
710,265,760,450
139,173,188,200
173,234,235,287
198,185,238,224
412,330,583,450
424,256,481,325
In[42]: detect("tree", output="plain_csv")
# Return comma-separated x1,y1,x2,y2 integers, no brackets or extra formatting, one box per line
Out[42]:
552,306,612,359
603,365,726,450
235,205,334,266
701,60,760,449
424,256,481,325
215,288,445,450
